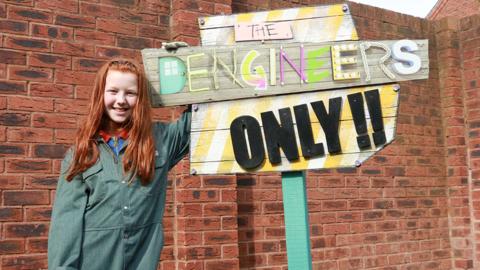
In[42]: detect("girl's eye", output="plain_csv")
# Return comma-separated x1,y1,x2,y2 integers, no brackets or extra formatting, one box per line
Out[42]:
107,89,118,93
127,92,138,96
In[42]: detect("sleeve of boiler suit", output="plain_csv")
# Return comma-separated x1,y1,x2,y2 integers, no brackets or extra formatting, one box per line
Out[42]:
166,108,191,169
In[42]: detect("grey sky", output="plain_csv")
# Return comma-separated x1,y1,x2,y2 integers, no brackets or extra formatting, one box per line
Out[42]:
348,0,439,18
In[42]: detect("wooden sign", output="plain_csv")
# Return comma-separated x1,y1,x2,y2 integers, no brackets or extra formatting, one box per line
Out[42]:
235,22,293,42
190,84,399,174
142,39,428,106
198,4,358,45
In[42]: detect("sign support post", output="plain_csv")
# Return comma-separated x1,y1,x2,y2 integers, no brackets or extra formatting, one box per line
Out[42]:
281,171,313,270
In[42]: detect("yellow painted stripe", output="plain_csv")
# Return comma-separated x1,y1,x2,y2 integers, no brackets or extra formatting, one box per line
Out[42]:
266,10,284,21
191,104,218,166
297,6,315,19
218,101,244,173
236,13,255,23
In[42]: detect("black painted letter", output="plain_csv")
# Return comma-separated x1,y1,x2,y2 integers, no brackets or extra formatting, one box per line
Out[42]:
310,97,342,154
293,104,325,158
230,115,265,169
261,108,299,164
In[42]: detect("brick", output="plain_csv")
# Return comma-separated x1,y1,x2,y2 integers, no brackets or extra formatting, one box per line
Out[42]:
7,96,53,112
54,98,89,114
222,244,239,258
52,40,95,57
55,69,96,85
363,210,384,220
0,80,27,95
27,238,48,253
0,19,28,34
177,217,221,231
176,204,202,217
25,207,51,221
137,25,168,39
30,83,73,98
97,18,136,35
205,259,239,270
5,36,50,52
33,144,69,158
0,112,30,126
8,66,52,82
0,49,26,64
101,0,138,7
0,4,5,17
0,63,5,78
75,29,115,46
177,189,218,202
0,207,22,221
176,175,201,188
1,254,48,270
33,113,77,128
179,246,221,260
55,128,76,144
5,223,49,237
203,176,236,187
29,53,71,68
322,200,347,211
4,190,49,205
8,127,53,143
95,46,137,59
204,231,237,244
8,6,52,23
0,239,24,254
36,0,78,12
25,176,58,189
0,175,23,189
31,23,73,40
55,14,95,28
323,223,350,235
80,2,120,18
204,203,236,216
73,57,106,71
0,143,26,156
120,9,158,24
117,36,153,50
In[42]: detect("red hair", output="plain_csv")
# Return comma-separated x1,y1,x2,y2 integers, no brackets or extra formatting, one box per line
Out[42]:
66,58,155,185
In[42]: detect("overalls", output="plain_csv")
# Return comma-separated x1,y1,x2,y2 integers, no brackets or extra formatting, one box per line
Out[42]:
48,112,190,270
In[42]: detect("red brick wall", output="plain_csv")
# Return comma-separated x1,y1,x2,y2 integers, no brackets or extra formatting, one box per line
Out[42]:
0,0,170,269
429,0,480,20
1,0,480,269
458,14,480,268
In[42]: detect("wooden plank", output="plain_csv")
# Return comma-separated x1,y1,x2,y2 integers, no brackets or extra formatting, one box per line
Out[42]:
190,84,399,174
141,40,428,106
198,4,358,46
235,22,293,41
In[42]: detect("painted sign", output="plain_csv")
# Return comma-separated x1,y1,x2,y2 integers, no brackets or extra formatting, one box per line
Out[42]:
142,39,428,106
198,4,358,45
190,84,399,174
235,22,293,41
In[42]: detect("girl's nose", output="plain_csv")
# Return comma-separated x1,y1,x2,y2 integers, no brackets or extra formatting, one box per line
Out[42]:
116,92,127,104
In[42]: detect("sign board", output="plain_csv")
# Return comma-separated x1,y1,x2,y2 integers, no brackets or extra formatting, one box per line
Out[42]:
190,84,399,174
198,4,358,45
142,39,428,106
235,22,293,42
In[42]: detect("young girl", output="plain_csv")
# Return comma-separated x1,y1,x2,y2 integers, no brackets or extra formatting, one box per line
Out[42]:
48,58,190,270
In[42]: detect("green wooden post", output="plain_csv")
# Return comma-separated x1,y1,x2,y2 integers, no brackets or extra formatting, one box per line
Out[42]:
281,171,313,270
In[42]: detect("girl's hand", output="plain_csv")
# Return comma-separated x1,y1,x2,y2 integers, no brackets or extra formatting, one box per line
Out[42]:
162,41,189,51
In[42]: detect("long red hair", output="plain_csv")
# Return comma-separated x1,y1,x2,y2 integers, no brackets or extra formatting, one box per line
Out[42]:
66,58,155,185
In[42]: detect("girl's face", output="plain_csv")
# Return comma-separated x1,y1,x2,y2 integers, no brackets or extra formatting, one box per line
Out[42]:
103,70,138,131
